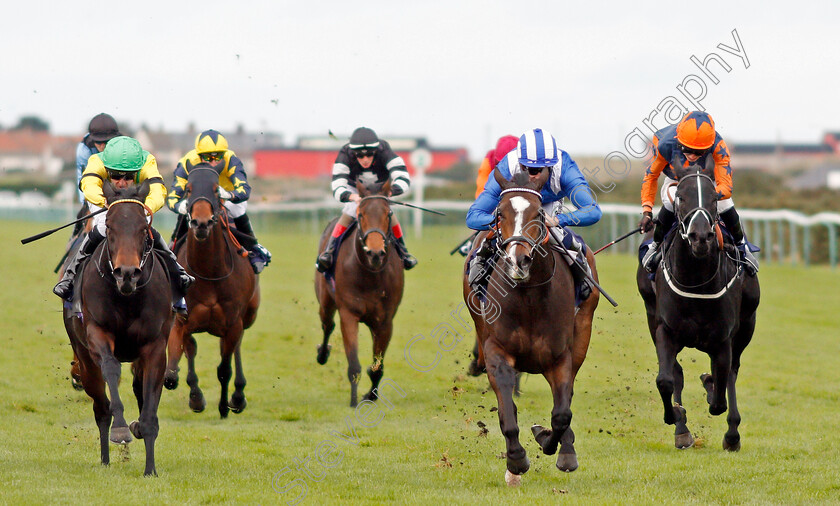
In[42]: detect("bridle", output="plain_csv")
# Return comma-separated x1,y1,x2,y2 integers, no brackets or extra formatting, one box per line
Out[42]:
355,195,393,271
183,168,239,281
98,198,156,288
674,172,717,242
494,187,549,258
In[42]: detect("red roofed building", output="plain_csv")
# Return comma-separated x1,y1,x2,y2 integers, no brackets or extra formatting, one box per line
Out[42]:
254,135,467,179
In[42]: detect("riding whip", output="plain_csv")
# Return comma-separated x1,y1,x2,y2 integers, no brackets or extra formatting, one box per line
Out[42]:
592,227,642,255
21,207,108,244
547,227,619,307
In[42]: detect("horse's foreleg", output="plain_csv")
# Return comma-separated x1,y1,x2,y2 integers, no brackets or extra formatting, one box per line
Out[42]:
164,318,186,390
134,340,166,476
486,349,529,485
533,354,576,471
723,313,754,451
317,300,336,365
131,361,144,414
89,326,132,445
184,334,205,413
338,310,361,407
217,325,244,419
80,352,110,465
653,325,682,427
670,359,693,448
708,345,731,416
363,321,391,402
229,342,248,414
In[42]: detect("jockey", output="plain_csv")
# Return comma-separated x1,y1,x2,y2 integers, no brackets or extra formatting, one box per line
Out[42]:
54,136,195,311
466,128,602,300
475,135,519,199
639,111,758,275
316,126,417,272
167,129,272,274
72,113,121,235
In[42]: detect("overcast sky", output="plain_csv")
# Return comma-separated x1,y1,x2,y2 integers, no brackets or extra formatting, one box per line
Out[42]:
3,0,839,161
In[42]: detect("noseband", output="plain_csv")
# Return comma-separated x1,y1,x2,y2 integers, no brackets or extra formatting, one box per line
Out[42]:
675,173,716,241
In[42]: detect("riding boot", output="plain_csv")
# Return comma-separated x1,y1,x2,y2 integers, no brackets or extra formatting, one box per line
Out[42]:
234,214,271,273
467,237,493,290
317,235,339,273
720,208,758,275
642,208,676,273
560,231,594,301
53,228,104,300
170,214,189,251
393,236,418,270
152,228,195,295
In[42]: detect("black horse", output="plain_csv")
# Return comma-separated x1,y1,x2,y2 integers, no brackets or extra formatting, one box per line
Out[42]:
637,162,760,450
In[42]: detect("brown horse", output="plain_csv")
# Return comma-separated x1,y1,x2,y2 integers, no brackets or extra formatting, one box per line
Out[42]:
163,165,260,418
63,181,173,476
462,169,600,486
315,180,405,407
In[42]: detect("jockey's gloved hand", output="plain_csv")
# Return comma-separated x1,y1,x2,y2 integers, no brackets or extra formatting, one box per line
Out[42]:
639,211,654,232
218,188,233,200
545,214,559,228
176,200,188,215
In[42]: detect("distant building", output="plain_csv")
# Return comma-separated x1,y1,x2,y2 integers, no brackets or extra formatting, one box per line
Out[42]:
0,129,75,176
254,135,468,179
789,163,840,190
730,132,840,173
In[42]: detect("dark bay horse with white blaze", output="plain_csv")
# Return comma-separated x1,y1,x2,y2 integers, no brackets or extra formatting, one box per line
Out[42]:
63,181,173,476
315,180,404,407
164,164,260,418
463,169,600,487
637,162,759,450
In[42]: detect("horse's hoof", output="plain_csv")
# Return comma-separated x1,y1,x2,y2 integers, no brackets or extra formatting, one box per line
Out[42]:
163,375,179,390
675,432,695,449
467,359,485,377
723,436,741,452
362,390,378,402
556,453,579,472
110,426,133,444
504,470,522,487
316,344,332,365
229,395,247,414
219,404,229,419
129,421,143,440
189,393,206,413
530,425,557,455
507,453,530,475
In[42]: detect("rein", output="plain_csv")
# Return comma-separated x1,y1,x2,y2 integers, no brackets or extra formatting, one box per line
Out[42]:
492,187,555,286
185,207,241,282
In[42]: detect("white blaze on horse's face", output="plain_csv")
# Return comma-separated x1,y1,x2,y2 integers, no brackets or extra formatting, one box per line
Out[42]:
505,196,531,277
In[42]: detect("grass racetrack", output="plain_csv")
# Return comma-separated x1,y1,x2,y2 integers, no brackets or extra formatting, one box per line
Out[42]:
1,219,839,505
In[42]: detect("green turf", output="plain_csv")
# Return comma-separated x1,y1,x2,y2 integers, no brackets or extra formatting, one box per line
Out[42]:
1,220,839,505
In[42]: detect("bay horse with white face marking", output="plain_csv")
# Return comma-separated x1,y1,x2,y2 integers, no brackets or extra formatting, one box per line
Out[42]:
163,164,260,418
463,169,600,486
63,181,173,476
637,161,759,450
315,180,404,407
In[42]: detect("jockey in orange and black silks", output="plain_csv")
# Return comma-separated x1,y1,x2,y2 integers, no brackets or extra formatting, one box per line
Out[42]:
639,111,758,275
167,129,271,274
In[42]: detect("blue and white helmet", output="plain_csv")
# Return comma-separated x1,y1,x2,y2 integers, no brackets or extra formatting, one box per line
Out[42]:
517,128,559,167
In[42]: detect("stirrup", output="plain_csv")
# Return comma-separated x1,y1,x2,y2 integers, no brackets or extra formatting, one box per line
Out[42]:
738,244,759,276
403,254,418,270
316,252,333,273
53,280,73,301
642,243,661,273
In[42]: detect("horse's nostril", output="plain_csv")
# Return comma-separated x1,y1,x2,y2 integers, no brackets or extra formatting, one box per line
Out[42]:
521,256,532,269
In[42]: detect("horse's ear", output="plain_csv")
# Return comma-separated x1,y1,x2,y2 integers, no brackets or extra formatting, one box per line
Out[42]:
381,179,392,196
356,179,370,197
102,180,116,203
137,180,151,202
672,151,690,179
702,151,715,176
493,168,511,190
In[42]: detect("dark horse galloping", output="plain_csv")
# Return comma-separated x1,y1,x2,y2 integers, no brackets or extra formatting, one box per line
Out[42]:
63,181,173,476
315,180,404,407
637,162,759,450
463,169,600,487
164,164,260,418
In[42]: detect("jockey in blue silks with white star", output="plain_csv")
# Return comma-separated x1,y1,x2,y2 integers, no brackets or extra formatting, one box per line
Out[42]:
466,128,602,300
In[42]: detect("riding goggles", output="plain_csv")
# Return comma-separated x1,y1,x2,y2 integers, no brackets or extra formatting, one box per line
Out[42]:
108,170,135,181
679,143,709,157
354,149,375,159
200,152,225,162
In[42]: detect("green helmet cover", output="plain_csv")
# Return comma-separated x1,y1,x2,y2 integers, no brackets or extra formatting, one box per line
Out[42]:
99,136,148,172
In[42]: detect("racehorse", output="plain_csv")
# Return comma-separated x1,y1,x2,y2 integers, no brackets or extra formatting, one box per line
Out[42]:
636,161,760,450
163,164,260,418
63,181,173,476
315,180,405,407
462,169,600,486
